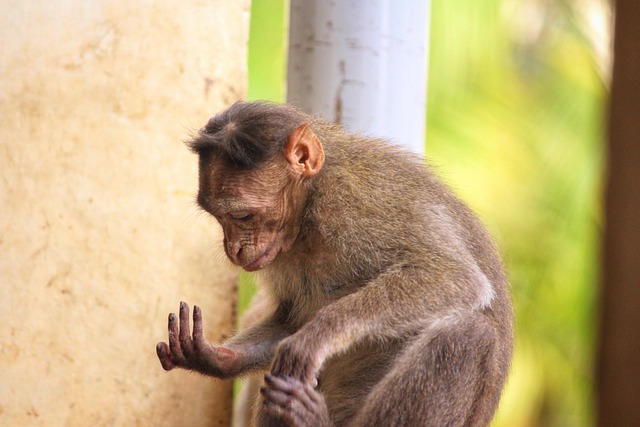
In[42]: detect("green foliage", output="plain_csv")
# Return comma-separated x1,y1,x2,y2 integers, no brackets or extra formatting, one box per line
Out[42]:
428,1,604,425
246,1,605,425
247,0,288,103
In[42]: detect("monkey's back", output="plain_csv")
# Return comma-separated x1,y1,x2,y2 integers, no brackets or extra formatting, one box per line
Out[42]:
310,122,506,288
309,122,514,403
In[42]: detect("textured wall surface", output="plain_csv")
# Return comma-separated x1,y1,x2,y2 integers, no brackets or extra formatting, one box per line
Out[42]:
0,1,248,425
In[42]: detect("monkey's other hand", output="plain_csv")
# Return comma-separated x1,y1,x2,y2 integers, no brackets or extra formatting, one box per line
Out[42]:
262,374,332,427
156,301,236,378
270,334,320,384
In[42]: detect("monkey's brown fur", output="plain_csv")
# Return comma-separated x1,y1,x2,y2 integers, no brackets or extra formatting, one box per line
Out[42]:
156,101,514,426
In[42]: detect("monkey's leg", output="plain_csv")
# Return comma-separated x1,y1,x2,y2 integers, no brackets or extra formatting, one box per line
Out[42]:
352,312,501,427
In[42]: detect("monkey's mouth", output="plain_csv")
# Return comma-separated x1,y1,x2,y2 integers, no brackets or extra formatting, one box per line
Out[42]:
243,245,277,272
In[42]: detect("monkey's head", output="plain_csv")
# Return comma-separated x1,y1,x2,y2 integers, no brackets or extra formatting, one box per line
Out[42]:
189,102,325,271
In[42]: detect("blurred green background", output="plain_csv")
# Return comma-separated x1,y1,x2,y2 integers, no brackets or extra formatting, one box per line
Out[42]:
243,1,607,425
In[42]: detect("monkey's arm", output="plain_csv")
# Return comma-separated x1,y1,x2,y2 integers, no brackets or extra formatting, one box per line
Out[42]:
270,265,483,381
156,301,290,378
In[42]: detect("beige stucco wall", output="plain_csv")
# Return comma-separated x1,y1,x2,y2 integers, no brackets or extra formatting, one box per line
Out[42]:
0,1,248,425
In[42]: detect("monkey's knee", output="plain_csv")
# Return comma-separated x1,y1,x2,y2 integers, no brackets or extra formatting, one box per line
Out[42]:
357,314,499,426
416,315,500,425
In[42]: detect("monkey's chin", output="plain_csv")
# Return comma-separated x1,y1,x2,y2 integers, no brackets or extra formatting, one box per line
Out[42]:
242,246,278,272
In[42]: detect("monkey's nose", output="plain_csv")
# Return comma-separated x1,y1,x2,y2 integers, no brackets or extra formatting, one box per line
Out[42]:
227,242,243,263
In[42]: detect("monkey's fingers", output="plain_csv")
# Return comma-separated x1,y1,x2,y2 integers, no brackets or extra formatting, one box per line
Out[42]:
156,342,176,371
264,375,320,410
262,375,330,426
262,387,303,426
178,301,194,358
263,400,300,427
167,312,188,365
192,305,205,342
191,305,213,357
191,305,218,357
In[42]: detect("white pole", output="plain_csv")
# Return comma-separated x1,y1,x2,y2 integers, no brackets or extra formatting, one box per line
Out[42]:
287,0,430,155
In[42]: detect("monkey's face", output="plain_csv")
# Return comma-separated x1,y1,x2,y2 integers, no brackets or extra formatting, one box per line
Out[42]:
197,156,305,272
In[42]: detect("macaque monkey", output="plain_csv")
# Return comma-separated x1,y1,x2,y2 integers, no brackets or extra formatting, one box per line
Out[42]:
156,101,513,426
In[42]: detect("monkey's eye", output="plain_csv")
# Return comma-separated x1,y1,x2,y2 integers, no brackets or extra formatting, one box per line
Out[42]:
230,212,252,221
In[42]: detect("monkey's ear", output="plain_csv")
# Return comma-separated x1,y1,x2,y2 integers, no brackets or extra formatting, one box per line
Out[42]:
285,123,325,177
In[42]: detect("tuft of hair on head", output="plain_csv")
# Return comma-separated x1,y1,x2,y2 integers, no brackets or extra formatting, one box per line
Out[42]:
188,101,308,168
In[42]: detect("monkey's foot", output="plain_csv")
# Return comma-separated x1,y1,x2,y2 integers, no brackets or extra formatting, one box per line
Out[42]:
261,375,332,427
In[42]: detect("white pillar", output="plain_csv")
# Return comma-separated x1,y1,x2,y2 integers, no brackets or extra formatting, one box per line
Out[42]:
287,0,430,155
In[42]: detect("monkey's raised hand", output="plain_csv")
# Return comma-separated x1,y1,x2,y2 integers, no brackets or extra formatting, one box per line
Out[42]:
156,301,236,378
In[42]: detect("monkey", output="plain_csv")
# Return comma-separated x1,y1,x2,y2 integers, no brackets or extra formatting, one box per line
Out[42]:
156,101,514,426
